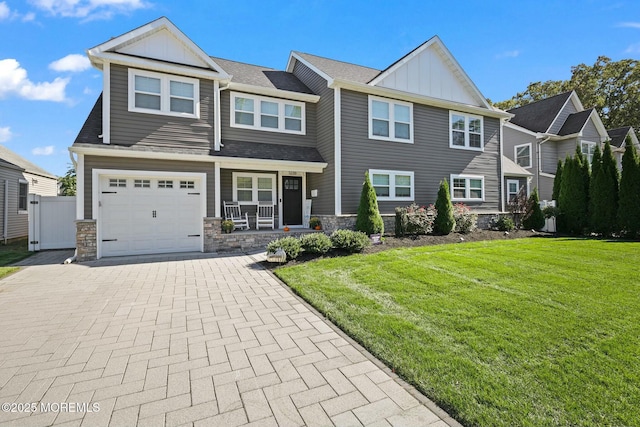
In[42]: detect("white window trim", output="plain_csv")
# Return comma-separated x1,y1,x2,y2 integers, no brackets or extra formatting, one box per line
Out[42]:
368,169,414,201
232,172,277,205
128,68,200,119
368,95,414,144
514,143,532,169
230,92,306,135
507,179,520,202
450,174,485,202
449,111,484,151
581,141,597,164
18,179,28,214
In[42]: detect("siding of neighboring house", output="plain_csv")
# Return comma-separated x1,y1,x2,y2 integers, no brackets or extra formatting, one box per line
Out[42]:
219,90,317,148
110,64,214,151
24,172,58,196
83,156,215,219
291,60,335,215
548,99,578,134
0,166,28,240
503,126,538,175
339,89,501,215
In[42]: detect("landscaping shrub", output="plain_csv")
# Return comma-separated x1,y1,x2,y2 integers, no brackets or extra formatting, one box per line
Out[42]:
558,148,589,235
522,188,545,231
395,203,436,236
299,233,332,254
617,136,640,237
453,203,477,234
266,236,301,260
330,229,370,253
589,142,619,235
495,216,515,232
552,159,563,201
356,172,384,235
434,179,455,234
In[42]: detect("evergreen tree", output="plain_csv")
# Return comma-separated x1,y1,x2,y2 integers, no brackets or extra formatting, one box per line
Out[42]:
356,172,384,235
617,136,640,237
522,187,545,230
588,145,604,233
558,151,589,235
591,142,619,235
434,179,455,234
552,159,563,201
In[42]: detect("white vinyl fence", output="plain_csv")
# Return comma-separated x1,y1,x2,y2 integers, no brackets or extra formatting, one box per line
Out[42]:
28,195,76,251
540,200,556,233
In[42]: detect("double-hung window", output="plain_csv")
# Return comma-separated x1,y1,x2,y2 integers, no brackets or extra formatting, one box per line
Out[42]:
18,180,28,213
581,141,596,165
515,143,532,168
129,69,199,118
231,92,305,134
451,175,484,201
450,112,483,150
369,96,413,143
232,173,276,204
369,170,414,201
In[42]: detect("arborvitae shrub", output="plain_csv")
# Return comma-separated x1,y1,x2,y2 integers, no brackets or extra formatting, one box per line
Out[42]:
522,188,545,231
434,179,455,235
355,172,384,235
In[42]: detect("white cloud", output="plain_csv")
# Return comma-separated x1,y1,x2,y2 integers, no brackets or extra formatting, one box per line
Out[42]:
625,43,640,53
618,22,640,29
22,12,35,22
496,50,520,59
49,54,90,72
32,145,55,156
0,59,69,102
83,86,92,94
29,0,150,20
0,126,12,143
0,2,9,20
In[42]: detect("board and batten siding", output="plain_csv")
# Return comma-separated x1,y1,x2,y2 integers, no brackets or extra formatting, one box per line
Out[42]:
291,60,335,215
339,89,501,215
83,156,215,219
110,64,214,151
548,99,578,135
0,167,28,240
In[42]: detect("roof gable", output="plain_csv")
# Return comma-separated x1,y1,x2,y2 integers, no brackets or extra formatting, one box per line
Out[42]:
558,109,593,135
0,145,56,178
508,91,574,133
369,37,490,108
287,51,380,84
608,126,639,148
212,57,313,94
88,17,229,79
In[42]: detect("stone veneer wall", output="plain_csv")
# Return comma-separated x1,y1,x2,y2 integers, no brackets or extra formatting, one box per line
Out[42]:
76,220,97,262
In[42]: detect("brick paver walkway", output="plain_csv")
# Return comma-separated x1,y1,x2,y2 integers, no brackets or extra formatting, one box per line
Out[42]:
0,252,459,426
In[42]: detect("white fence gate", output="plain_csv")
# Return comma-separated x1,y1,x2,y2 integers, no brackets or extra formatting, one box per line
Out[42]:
540,200,556,233
28,195,76,251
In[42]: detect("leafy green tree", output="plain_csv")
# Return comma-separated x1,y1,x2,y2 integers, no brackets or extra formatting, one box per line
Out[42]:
552,159,563,201
617,137,640,236
494,57,640,131
434,179,455,234
522,188,545,231
356,172,384,235
58,166,76,196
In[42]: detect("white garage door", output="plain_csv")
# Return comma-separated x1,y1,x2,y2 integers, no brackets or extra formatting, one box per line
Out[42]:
99,174,204,257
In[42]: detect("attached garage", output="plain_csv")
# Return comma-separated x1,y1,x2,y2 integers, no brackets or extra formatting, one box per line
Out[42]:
95,170,206,258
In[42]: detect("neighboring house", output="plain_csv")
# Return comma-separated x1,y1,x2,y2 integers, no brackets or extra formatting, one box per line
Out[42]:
607,126,639,170
70,17,511,260
0,145,58,242
502,91,609,202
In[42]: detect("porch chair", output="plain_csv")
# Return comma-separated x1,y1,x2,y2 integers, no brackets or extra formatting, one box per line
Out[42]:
223,201,250,230
256,202,275,230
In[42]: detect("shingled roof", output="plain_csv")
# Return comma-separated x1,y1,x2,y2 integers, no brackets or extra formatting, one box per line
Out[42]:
607,126,632,148
292,51,381,84
558,109,593,136
507,91,573,133
73,94,103,145
211,57,313,94
0,145,56,178
219,140,324,163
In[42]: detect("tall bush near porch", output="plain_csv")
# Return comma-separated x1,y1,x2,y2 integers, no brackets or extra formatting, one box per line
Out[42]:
356,172,384,235
434,179,455,234
618,136,640,236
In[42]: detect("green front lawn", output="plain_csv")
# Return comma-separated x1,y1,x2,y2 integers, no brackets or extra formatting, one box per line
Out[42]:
0,238,30,277
275,238,640,427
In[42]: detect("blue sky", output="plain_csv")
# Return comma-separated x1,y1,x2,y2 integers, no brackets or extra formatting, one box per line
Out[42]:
0,0,639,177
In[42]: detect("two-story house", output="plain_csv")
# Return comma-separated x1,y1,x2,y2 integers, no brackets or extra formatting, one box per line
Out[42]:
502,91,610,202
70,17,511,260
606,126,639,170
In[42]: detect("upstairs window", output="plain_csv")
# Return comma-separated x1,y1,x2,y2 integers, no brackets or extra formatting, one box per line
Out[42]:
231,92,305,135
515,143,532,168
369,96,413,143
450,112,483,150
128,69,199,118
581,141,597,165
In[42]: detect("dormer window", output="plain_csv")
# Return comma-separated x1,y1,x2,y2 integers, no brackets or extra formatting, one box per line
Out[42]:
128,69,199,119
231,92,305,135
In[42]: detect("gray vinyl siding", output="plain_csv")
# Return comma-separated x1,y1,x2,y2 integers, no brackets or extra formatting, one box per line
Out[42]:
220,169,280,227
505,177,529,203
557,138,580,164
339,90,501,215
548,99,578,134
291,61,335,215
0,167,28,240
582,118,602,142
83,156,215,219
219,90,317,148
541,142,559,174
110,64,214,151
503,126,538,173
539,175,555,201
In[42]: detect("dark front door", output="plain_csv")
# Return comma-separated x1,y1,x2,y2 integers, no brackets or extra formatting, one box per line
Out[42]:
282,176,302,226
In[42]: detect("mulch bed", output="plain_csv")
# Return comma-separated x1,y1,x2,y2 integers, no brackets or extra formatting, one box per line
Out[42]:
262,229,545,270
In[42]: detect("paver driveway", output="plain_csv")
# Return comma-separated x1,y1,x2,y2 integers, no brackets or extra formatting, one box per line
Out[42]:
0,252,458,427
